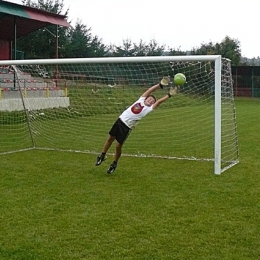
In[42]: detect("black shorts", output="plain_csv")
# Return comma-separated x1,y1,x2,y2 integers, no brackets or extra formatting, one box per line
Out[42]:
109,118,132,145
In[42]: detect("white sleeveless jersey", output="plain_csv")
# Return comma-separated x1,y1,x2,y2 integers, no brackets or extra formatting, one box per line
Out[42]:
119,96,153,129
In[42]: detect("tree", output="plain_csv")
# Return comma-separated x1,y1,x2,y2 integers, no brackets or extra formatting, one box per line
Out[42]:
191,36,241,65
132,39,165,56
64,20,107,58
108,39,166,57
216,36,241,65
145,40,165,56
21,0,68,15
132,40,148,56
90,36,108,57
108,39,135,57
168,47,186,56
65,21,92,58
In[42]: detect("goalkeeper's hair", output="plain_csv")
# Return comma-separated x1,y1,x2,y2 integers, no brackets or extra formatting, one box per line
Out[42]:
146,95,156,102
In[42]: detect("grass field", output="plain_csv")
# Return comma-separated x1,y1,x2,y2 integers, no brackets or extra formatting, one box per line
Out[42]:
0,85,234,166
0,97,259,259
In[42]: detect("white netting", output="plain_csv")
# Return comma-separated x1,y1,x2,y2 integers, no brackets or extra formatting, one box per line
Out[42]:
0,56,239,173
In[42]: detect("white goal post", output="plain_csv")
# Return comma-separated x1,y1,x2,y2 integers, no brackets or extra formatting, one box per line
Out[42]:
0,55,239,174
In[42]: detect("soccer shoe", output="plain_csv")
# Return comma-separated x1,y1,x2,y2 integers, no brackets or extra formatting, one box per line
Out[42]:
107,162,117,174
95,155,106,166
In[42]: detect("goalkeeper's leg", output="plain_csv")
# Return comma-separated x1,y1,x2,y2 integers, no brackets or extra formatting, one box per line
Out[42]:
96,119,120,166
95,135,115,166
96,118,131,172
107,142,122,174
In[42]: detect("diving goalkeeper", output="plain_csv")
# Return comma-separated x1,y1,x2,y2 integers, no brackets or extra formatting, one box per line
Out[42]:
95,77,178,174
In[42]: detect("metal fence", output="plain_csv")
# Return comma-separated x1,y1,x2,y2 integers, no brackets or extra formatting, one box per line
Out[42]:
232,66,260,97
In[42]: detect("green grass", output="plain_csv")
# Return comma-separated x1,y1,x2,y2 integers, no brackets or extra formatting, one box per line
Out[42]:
0,85,217,159
0,97,259,259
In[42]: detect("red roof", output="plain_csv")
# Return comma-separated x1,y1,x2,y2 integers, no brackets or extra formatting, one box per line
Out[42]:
0,0,70,41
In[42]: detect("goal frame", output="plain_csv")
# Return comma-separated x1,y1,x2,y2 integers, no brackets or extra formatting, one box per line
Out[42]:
0,55,237,174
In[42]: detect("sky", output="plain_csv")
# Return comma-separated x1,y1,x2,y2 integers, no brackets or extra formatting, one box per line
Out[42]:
6,0,260,58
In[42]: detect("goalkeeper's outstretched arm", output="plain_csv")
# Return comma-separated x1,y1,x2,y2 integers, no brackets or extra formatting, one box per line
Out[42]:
153,86,178,109
142,76,170,98
141,83,160,98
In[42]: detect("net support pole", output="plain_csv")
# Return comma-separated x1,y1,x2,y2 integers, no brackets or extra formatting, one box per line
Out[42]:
214,56,222,175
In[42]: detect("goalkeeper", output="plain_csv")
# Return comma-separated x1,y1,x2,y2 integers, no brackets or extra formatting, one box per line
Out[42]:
95,77,178,174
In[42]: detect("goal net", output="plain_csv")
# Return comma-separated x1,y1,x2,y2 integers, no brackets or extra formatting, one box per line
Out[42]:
0,56,239,174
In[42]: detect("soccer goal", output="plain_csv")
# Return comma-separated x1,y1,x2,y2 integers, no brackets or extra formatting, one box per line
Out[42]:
0,55,239,174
